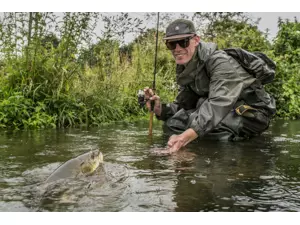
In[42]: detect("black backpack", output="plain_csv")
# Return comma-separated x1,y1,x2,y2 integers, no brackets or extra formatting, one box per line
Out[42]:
223,48,276,85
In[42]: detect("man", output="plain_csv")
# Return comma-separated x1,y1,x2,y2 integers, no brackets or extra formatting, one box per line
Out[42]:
144,19,276,153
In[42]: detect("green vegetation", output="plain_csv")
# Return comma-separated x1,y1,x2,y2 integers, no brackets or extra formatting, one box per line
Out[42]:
0,12,299,129
270,19,300,119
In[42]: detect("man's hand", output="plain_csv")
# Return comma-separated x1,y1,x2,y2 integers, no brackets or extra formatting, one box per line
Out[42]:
144,87,162,116
167,128,198,152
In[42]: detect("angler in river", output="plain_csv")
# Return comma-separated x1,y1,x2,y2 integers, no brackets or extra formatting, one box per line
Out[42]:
143,19,276,153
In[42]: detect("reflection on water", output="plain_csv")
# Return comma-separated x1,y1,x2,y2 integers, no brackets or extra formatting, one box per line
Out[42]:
1,119,300,211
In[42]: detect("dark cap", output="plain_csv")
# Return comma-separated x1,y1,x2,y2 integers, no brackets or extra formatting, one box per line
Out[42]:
163,19,196,41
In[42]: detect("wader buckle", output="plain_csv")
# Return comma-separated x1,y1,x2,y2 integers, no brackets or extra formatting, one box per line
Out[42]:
235,105,257,117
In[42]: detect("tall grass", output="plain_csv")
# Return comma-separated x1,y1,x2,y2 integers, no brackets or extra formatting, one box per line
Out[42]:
0,13,177,129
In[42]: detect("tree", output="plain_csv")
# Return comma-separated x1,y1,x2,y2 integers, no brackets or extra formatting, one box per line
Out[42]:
192,12,271,51
268,18,300,119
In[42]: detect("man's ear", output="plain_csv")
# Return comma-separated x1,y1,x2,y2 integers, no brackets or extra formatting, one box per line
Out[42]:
194,35,201,46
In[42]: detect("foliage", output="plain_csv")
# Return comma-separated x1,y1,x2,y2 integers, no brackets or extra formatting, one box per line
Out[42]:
193,12,271,51
267,18,300,119
0,12,299,130
0,92,55,129
273,18,300,55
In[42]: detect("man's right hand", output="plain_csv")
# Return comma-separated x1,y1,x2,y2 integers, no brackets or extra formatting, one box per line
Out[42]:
143,87,162,117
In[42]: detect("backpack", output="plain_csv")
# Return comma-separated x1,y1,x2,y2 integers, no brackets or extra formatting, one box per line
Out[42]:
223,48,276,85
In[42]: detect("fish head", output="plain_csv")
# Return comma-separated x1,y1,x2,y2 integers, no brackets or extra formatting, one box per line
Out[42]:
90,150,103,163
80,150,104,175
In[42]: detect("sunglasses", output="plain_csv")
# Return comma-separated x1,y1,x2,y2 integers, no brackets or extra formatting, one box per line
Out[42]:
165,35,195,50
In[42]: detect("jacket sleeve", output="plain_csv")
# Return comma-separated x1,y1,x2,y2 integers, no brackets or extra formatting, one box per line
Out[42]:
189,51,244,137
155,102,178,121
156,85,199,121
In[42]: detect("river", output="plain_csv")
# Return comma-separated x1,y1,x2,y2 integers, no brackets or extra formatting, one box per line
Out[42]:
1,119,300,212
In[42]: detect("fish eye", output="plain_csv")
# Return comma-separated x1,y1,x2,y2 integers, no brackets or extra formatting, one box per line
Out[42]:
91,153,95,159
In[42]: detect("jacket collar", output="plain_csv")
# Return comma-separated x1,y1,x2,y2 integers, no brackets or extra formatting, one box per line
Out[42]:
176,41,218,86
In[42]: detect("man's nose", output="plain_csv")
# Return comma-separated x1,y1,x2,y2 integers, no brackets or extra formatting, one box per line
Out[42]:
174,43,183,51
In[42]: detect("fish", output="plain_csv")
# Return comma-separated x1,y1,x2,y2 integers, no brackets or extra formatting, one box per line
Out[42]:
44,150,104,183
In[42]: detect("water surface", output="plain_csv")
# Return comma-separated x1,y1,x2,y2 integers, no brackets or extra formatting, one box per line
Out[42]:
1,119,300,212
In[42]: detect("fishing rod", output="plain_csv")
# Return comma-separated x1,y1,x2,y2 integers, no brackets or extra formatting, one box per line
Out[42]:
148,12,160,136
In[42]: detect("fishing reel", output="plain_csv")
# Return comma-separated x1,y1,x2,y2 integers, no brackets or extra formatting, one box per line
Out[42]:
137,89,155,111
137,89,146,108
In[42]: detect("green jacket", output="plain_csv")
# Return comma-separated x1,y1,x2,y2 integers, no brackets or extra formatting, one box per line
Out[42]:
158,42,276,138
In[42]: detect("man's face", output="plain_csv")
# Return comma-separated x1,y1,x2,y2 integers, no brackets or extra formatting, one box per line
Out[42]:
166,35,200,65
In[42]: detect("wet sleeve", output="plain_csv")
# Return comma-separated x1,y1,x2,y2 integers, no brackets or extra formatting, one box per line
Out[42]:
189,51,244,137
156,85,197,121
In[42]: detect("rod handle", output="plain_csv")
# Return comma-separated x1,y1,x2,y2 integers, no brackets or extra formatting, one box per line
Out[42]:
148,111,154,135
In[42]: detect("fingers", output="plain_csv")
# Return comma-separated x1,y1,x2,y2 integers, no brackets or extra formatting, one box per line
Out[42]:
143,87,154,99
145,96,156,110
153,95,161,107
145,96,161,115
167,135,185,152
167,134,178,146
143,87,159,101
168,143,181,153
167,141,182,153
149,95,159,101
167,135,175,147
145,95,159,107
143,87,161,115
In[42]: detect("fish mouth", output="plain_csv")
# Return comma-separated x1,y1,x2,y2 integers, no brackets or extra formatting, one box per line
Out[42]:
92,150,103,162
90,150,103,160
80,150,104,174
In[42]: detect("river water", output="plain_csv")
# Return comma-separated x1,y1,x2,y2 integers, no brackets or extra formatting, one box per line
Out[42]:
1,119,300,212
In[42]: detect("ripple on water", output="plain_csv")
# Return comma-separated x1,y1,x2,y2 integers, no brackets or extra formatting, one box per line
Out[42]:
1,177,26,186
22,162,62,183
115,155,145,163
82,135,100,140
0,201,30,212
273,136,300,144
259,175,275,180
194,173,208,179
273,136,289,142
280,150,289,154
246,180,300,211
65,134,82,138
34,150,57,156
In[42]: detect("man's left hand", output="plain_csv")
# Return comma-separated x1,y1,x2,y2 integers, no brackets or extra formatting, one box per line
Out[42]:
167,128,198,153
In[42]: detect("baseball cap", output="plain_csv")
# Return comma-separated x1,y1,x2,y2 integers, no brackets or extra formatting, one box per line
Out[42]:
163,19,196,41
